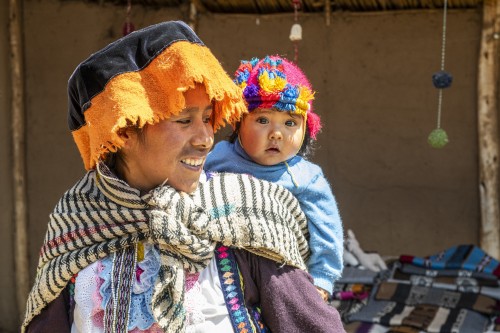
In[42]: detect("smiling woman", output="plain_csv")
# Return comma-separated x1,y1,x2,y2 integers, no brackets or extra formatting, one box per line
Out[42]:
23,21,345,333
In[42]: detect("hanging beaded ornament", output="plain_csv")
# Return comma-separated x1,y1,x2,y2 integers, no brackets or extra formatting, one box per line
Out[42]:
428,0,451,148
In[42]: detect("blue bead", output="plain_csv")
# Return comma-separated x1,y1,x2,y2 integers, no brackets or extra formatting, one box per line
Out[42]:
432,70,453,88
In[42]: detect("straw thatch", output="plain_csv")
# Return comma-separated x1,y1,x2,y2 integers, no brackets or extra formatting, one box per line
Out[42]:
61,0,482,12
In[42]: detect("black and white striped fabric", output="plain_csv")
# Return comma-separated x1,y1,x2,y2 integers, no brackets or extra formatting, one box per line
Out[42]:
22,164,309,333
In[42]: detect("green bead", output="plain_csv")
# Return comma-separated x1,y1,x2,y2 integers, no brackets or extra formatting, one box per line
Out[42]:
428,128,449,148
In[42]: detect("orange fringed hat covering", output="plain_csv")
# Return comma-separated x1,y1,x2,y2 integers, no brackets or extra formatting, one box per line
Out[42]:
69,23,246,170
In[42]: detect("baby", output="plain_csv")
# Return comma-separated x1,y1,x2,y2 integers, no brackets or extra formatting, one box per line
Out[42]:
205,56,344,299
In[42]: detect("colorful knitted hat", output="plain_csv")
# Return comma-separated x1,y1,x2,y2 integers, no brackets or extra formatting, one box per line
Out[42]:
68,21,246,170
233,55,321,139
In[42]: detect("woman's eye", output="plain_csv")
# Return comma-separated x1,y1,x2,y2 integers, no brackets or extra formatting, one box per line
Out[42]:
203,116,211,124
285,120,296,126
176,119,191,125
256,117,269,124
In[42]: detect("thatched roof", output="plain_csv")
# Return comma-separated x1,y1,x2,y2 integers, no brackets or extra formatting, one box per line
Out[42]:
63,0,482,13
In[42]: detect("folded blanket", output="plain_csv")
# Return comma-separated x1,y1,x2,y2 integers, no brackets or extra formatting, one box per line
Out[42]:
400,245,500,277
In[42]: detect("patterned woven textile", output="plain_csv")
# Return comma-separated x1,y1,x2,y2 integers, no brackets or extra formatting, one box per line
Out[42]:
390,263,500,300
331,288,371,324
348,294,491,332
400,245,500,278
344,322,423,333
339,266,380,285
331,266,380,323
398,262,500,283
375,282,499,316
22,164,309,333
343,246,500,333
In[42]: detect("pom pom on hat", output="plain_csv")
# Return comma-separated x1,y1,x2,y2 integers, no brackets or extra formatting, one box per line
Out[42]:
234,55,322,140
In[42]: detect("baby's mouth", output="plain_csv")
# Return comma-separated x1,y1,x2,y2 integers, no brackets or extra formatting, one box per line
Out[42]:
266,147,280,153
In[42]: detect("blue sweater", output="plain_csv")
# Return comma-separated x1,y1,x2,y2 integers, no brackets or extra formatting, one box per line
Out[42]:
204,140,344,292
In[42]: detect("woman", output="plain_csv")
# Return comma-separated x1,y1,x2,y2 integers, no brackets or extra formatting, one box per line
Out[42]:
23,21,345,333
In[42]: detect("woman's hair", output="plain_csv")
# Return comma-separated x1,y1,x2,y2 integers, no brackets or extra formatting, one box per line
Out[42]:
228,118,316,159
104,126,145,179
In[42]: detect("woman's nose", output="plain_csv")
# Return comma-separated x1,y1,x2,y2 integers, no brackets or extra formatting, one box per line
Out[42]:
192,123,214,149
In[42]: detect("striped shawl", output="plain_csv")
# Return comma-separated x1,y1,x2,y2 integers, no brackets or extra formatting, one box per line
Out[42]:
22,165,309,332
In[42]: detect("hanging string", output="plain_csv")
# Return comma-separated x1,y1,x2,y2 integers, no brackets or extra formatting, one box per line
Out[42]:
122,0,135,36
436,0,448,130
293,1,299,22
440,0,448,72
290,0,302,63
428,0,451,148
294,0,299,63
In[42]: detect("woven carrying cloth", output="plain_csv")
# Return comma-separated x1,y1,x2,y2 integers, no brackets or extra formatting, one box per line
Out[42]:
22,165,309,332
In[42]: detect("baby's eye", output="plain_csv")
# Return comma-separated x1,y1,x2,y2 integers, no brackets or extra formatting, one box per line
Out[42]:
285,120,297,126
256,117,269,124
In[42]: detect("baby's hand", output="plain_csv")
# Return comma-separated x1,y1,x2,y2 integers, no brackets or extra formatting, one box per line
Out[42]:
316,286,330,302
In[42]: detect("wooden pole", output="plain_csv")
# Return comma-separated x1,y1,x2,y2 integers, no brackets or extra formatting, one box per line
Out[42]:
478,0,500,259
9,0,29,322
325,0,331,26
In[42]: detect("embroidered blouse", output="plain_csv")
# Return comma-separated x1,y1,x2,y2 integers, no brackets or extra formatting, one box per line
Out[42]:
71,243,233,332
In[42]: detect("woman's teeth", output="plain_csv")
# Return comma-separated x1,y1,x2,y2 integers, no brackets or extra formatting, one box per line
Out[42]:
182,158,203,166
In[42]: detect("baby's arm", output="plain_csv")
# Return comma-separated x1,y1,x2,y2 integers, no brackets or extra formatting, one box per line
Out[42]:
298,169,344,294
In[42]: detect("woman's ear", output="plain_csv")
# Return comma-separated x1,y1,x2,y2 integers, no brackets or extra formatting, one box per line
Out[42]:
117,127,136,149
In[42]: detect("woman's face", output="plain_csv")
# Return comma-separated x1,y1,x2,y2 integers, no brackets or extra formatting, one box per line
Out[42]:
239,108,305,166
122,85,214,193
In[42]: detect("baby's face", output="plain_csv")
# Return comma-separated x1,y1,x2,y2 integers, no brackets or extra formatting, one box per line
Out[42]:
238,108,305,166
